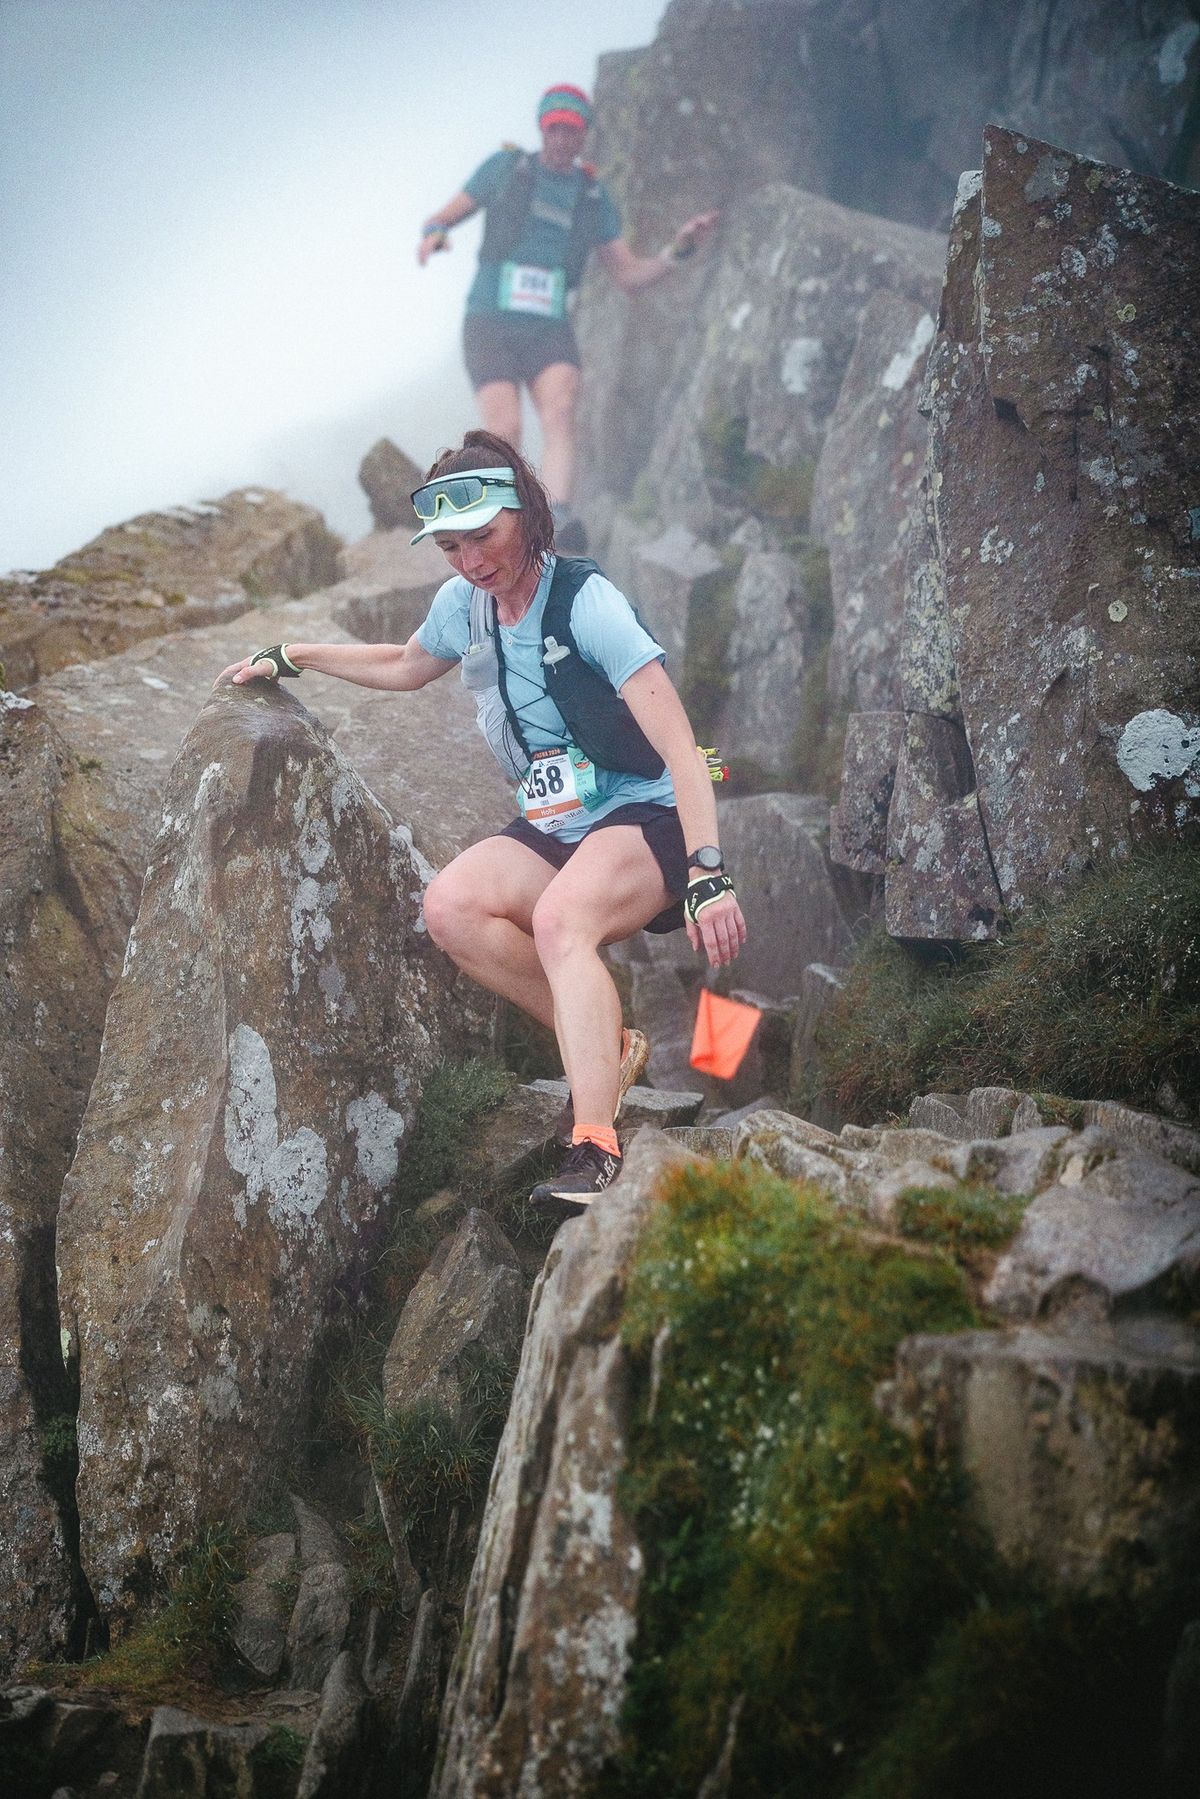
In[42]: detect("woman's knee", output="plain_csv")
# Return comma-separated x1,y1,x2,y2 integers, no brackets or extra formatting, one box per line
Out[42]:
423,869,479,952
530,888,591,968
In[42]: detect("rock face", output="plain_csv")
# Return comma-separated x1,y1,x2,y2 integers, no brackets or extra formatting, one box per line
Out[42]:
433,1131,694,1798
0,692,122,1671
883,1318,1200,1596
577,0,1198,508
0,489,340,691
832,127,1200,937
877,129,1200,933
581,182,946,537
56,682,461,1624
812,290,937,714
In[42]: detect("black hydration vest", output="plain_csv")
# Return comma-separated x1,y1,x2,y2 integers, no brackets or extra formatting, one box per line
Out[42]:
491,557,666,781
478,152,606,290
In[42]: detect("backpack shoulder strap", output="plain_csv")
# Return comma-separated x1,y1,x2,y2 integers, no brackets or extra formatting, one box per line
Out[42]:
479,149,537,266
543,555,603,652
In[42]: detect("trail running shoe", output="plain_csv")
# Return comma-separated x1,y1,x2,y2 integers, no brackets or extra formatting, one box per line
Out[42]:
553,1028,651,1150
530,1139,624,1217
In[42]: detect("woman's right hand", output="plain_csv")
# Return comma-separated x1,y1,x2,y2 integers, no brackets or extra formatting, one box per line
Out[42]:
214,656,277,688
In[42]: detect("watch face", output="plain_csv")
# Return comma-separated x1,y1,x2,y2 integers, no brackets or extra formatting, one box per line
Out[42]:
691,846,723,871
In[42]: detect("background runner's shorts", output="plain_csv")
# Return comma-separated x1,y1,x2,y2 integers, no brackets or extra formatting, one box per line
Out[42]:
463,314,582,389
497,803,688,934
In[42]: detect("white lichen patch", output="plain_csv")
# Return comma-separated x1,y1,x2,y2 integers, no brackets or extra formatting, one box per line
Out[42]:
223,1023,329,1229
1116,710,1200,791
953,170,982,216
346,1092,409,1192
979,528,1014,565
781,335,823,395
880,312,935,392
728,301,752,332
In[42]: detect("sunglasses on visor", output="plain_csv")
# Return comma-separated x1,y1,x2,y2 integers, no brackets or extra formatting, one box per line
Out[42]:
410,468,518,521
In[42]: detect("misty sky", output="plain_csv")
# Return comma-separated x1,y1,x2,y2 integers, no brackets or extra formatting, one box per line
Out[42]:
0,0,665,571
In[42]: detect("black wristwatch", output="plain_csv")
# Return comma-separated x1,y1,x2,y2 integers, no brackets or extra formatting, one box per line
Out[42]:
688,845,724,873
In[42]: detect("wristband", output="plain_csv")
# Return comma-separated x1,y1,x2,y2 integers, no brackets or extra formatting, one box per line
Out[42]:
422,222,448,239
249,644,300,679
685,872,735,925
669,236,697,262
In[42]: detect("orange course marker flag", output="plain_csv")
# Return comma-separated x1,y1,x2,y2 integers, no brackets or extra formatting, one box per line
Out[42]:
689,989,763,1080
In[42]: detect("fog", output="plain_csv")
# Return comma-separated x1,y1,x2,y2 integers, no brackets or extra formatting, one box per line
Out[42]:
0,0,664,571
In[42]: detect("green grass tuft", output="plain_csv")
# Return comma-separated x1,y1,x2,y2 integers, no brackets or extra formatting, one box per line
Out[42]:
397,1058,514,1203
895,1184,1032,1252
811,847,1200,1124
70,1525,243,1700
607,1159,985,1796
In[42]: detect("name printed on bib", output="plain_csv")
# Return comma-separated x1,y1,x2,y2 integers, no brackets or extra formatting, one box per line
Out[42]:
498,262,567,319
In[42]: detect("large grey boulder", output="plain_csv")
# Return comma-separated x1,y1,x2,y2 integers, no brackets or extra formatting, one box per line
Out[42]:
57,683,461,1626
134,1706,268,1798
230,1532,297,1680
829,711,905,874
432,1130,695,1798
1,488,339,691
912,128,1200,919
631,524,722,669
589,184,946,543
296,1650,372,1799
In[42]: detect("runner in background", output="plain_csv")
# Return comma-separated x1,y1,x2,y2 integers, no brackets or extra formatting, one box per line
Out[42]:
417,83,718,551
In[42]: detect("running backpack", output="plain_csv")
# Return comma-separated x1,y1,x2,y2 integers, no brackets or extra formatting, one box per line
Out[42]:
478,151,607,290
481,557,666,781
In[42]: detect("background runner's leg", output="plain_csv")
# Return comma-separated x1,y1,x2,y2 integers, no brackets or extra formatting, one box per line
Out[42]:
423,837,557,1028
528,361,580,505
475,379,523,447
530,825,672,1128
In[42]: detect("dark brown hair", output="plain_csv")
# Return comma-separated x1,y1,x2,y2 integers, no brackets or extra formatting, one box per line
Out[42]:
423,430,555,573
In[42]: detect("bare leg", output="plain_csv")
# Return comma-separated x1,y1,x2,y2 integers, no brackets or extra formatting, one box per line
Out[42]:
530,827,671,1126
527,361,580,506
475,380,523,448
423,837,556,1027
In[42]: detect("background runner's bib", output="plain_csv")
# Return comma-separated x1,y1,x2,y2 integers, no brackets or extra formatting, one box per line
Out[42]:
498,262,567,319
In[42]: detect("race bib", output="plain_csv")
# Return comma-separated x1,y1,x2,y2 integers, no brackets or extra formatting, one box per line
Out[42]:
518,746,600,833
498,262,567,320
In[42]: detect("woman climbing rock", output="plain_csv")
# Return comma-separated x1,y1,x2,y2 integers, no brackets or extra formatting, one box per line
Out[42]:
218,431,745,1214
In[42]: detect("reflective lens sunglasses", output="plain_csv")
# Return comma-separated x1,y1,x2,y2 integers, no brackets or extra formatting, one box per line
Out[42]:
410,466,519,522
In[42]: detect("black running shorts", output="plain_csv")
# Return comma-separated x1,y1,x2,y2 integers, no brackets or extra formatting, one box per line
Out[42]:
496,802,688,934
463,313,582,389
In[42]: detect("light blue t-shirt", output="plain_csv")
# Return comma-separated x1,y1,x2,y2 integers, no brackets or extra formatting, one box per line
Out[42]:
417,557,676,840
